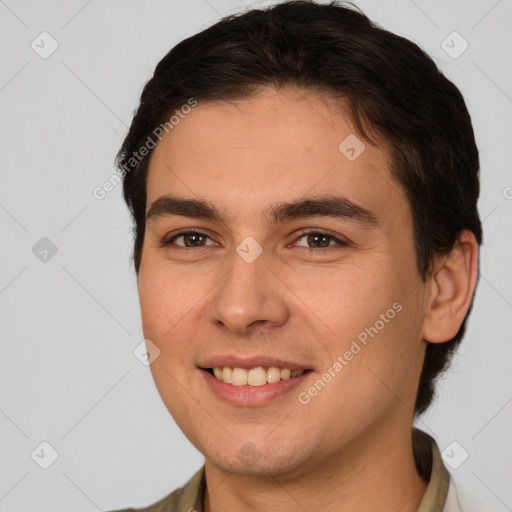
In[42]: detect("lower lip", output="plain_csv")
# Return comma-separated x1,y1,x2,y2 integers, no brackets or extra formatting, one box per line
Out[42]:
200,369,311,406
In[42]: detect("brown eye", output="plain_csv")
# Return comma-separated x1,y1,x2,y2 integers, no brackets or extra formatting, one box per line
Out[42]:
306,233,331,248
181,233,207,247
294,231,349,249
163,231,215,248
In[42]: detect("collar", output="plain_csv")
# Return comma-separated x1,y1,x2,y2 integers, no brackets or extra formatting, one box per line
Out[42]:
413,427,451,511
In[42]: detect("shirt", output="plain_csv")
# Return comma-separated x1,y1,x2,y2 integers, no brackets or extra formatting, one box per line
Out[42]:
108,428,470,512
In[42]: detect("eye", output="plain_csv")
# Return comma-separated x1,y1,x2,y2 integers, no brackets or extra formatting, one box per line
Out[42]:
160,229,350,251
292,230,350,250
162,230,216,248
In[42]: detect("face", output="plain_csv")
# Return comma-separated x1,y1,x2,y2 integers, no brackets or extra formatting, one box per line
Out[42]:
138,87,430,477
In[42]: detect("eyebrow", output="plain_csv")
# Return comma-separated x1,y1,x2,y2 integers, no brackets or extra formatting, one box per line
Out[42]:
145,194,380,228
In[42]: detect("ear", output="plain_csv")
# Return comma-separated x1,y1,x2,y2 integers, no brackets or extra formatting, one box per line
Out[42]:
421,230,479,343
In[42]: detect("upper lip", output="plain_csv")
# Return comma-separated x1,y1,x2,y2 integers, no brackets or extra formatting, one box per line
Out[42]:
198,355,311,371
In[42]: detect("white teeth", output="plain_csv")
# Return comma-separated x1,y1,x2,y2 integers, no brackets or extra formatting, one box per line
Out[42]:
267,366,281,383
280,368,291,380
211,366,306,386
231,368,247,386
247,367,267,386
222,367,233,384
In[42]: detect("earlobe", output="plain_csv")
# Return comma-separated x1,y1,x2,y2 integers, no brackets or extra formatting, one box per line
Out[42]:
421,230,479,343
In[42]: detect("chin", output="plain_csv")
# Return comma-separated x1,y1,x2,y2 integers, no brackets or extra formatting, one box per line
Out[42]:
203,435,315,479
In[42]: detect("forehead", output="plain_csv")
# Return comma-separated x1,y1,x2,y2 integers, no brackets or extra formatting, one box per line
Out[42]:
145,87,408,229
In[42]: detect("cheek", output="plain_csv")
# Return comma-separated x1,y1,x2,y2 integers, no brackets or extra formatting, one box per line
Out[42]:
298,259,401,338
138,259,202,333
342,288,426,416
305,256,421,384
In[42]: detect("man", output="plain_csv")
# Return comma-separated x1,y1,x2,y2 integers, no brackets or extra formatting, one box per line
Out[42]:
110,1,483,510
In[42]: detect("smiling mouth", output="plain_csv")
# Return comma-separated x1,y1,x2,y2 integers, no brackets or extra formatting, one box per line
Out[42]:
205,366,311,386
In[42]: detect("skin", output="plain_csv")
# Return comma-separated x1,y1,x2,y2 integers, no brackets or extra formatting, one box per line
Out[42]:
137,86,479,512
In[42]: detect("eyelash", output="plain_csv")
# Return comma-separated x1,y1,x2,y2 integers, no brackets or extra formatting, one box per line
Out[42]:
160,229,350,251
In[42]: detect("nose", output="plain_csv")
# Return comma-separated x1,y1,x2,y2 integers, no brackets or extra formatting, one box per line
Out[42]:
209,244,290,336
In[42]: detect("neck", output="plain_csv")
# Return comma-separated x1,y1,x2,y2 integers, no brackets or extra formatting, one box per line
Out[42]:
203,422,427,512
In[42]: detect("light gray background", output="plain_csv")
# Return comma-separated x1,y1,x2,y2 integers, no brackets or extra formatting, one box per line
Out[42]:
0,0,511,510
